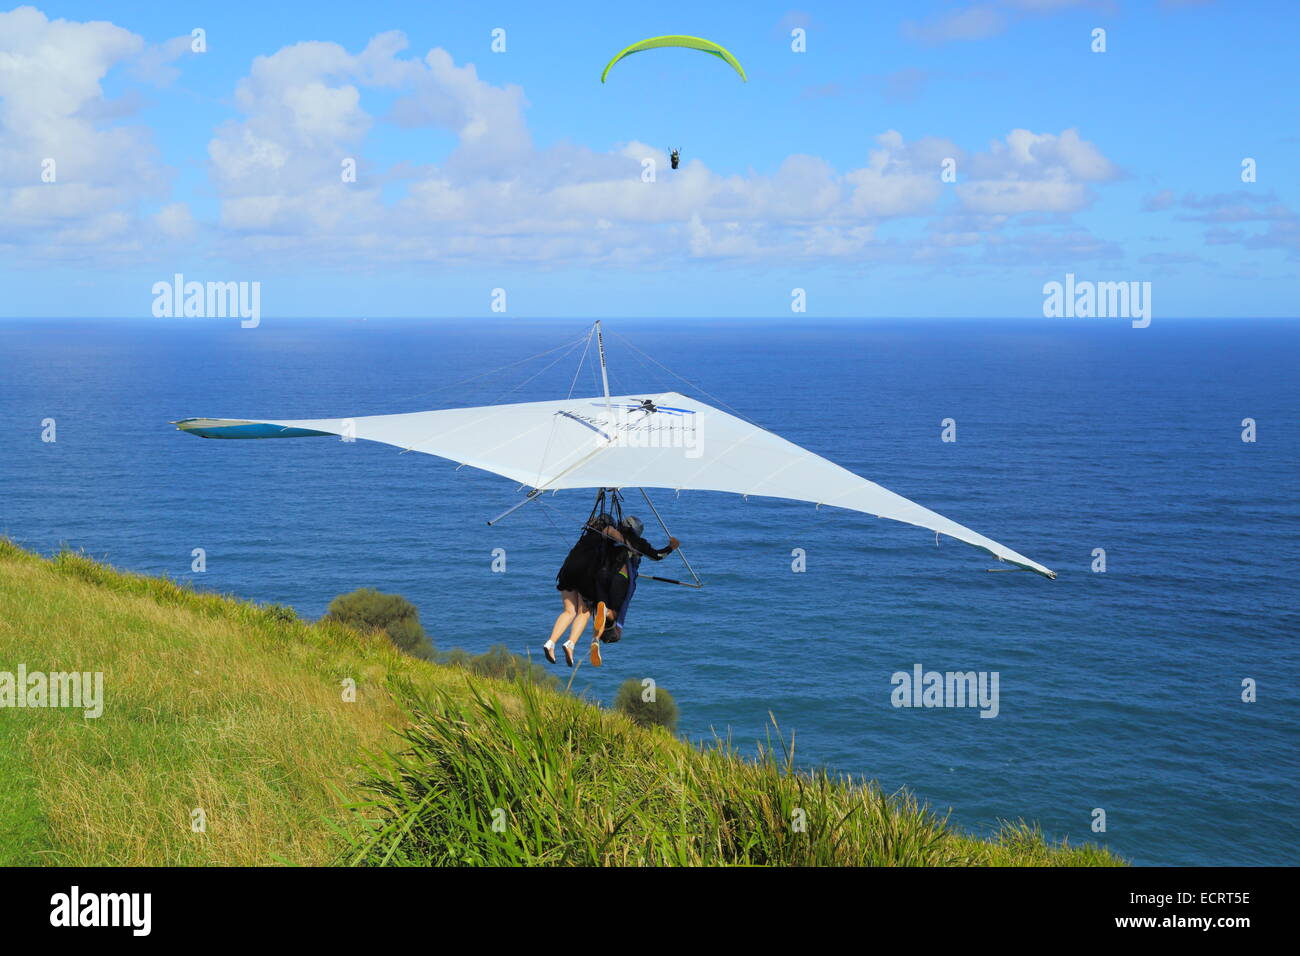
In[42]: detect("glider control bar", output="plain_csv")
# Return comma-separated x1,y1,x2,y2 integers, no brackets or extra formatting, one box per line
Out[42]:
646,575,703,589
639,487,703,588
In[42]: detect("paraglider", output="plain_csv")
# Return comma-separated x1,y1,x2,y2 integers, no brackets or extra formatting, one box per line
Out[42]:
602,36,744,171
600,35,747,84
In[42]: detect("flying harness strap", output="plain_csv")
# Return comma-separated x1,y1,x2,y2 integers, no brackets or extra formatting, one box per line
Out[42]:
581,487,698,588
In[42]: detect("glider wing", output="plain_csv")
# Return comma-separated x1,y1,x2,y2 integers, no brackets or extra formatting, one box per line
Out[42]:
601,35,747,83
174,390,1055,578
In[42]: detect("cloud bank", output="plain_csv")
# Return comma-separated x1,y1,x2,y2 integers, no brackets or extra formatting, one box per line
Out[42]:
3,11,1133,273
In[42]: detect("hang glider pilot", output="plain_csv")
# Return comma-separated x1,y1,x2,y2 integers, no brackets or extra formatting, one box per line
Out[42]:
544,514,679,668
593,515,670,649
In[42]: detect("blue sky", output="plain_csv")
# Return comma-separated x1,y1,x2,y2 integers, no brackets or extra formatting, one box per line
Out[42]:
1,0,1297,318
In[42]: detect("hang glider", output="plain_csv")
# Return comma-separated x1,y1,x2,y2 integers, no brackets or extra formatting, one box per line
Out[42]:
173,328,1055,579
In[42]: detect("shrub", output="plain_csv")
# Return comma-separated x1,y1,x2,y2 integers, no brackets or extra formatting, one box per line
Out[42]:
469,644,557,689
613,678,678,732
324,588,434,660
438,648,473,670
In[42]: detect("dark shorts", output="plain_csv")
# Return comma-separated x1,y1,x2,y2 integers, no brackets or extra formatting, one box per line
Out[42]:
596,564,631,613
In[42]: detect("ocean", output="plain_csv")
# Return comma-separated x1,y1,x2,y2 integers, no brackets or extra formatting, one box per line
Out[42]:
1,316,1296,865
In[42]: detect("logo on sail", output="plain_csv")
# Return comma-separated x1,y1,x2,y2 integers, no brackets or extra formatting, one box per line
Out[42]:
557,401,702,458
588,399,696,417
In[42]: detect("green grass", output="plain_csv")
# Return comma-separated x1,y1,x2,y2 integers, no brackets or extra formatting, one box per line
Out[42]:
340,681,1120,866
0,537,475,865
0,538,1122,866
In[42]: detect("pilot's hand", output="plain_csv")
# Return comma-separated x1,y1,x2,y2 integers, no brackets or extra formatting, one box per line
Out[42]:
668,537,680,549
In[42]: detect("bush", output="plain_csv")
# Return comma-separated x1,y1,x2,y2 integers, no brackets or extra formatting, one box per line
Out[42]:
468,644,557,689
324,588,435,660
437,648,473,670
613,678,678,732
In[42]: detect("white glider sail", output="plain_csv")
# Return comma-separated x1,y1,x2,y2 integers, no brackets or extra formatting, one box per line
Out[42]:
174,388,1055,579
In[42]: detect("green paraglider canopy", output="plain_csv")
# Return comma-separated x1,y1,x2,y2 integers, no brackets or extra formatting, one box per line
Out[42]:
601,35,747,83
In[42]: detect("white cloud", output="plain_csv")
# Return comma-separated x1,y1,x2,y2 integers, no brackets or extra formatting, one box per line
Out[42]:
129,33,195,87
199,34,1129,268
956,128,1119,214
844,131,951,217
0,13,1130,273
1173,190,1295,223
0,6,171,260
903,5,1008,45
155,202,196,240
902,1,1107,46
1152,192,1300,259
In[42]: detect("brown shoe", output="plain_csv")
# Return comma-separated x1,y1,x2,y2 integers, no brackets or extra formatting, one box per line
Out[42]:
593,602,608,641
589,640,602,667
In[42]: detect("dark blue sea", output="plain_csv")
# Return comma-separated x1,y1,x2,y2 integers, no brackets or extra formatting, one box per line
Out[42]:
2,317,1296,866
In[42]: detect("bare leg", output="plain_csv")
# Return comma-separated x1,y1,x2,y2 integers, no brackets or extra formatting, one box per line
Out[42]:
565,605,591,649
547,591,580,646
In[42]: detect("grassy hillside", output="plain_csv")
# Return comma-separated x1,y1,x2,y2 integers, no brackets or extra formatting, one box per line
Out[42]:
0,539,1121,866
